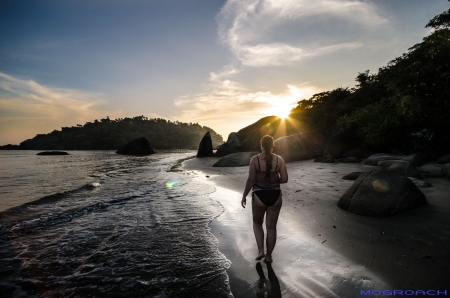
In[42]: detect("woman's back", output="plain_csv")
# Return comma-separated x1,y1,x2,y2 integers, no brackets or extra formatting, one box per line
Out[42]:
253,154,280,190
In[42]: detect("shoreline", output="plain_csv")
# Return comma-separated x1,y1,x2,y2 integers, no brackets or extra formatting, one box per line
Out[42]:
182,157,450,297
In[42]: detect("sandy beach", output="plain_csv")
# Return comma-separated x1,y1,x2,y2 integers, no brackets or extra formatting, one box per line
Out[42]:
181,157,450,297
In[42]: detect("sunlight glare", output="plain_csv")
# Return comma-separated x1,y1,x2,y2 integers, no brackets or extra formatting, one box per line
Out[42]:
272,105,291,119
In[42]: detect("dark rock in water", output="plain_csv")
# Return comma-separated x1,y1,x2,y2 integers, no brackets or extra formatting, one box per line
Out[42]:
197,132,214,157
274,133,325,162
337,169,427,217
437,154,450,164
314,155,334,163
442,164,450,179
342,147,373,159
378,160,422,179
408,177,432,188
338,157,361,163
116,137,157,155
342,172,364,180
364,153,423,167
212,152,259,167
37,151,69,155
324,122,357,158
215,132,242,157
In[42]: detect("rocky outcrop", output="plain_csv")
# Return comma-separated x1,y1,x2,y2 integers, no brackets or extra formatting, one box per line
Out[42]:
442,164,450,179
342,147,373,159
338,157,361,163
323,122,357,158
215,132,242,157
116,137,157,155
342,172,364,180
37,151,69,155
437,154,450,164
197,132,214,157
212,152,259,167
274,133,325,162
337,169,427,217
364,153,423,167
378,160,422,179
314,155,334,163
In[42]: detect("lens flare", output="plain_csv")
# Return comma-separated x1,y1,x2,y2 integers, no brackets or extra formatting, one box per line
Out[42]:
166,181,176,189
372,179,389,193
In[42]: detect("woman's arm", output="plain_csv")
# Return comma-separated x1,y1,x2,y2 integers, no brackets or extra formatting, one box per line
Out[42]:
241,156,257,208
278,156,288,184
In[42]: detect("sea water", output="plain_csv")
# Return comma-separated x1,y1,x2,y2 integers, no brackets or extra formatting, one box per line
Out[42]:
0,150,231,297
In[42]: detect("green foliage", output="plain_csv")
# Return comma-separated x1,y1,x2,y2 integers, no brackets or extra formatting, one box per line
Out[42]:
15,116,223,150
290,9,450,150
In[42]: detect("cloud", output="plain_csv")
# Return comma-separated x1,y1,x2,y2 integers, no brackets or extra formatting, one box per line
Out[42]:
217,0,387,66
174,65,318,137
0,72,120,144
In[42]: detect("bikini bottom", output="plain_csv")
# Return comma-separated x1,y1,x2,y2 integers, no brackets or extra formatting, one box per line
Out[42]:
253,190,281,206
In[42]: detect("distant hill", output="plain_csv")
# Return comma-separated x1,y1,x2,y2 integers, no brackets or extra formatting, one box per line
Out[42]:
1,116,223,150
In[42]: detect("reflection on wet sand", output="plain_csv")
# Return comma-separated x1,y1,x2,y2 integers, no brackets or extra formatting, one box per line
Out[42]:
254,262,281,298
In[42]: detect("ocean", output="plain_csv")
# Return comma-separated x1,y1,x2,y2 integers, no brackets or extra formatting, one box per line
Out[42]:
0,150,232,297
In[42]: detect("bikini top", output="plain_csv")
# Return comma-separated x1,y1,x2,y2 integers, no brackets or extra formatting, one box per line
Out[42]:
253,155,280,191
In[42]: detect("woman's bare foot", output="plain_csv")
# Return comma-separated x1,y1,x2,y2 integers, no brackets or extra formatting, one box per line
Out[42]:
264,251,273,263
255,252,265,260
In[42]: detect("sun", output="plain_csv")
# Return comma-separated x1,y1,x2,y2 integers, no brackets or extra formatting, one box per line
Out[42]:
272,105,291,119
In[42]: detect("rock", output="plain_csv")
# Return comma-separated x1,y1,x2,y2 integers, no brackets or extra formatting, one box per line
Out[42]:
437,154,450,164
197,132,214,157
342,147,373,159
314,155,334,163
116,137,157,155
37,151,69,155
442,164,450,179
364,153,423,167
378,160,423,179
215,132,242,157
337,169,427,217
408,177,432,188
342,172,364,180
212,152,259,167
274,133,325,162
338,157,361,163
324,122,357,158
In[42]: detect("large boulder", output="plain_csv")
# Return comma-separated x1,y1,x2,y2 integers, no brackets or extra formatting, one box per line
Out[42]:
116,137,157,155
215,132,242,157
364,153,423,167
338,157,361,163
197,132,214,157
273,133,325,162
212,152,259,167
324,122,357,158
442,164,450,179
337,169,427,217
378,160,422,179
437,154,450,164
342,147,373,159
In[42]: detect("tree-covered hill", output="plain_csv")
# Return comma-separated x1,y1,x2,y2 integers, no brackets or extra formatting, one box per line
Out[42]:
2,116,223,150
289,9,450,152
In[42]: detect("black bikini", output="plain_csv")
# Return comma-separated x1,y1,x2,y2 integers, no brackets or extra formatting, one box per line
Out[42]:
252,155,282,206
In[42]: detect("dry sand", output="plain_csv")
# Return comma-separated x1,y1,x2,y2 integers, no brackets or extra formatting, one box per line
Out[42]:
181,157,450,298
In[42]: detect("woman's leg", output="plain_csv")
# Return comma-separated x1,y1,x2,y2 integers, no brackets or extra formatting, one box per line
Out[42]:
265,194,282,262
252,194,266,260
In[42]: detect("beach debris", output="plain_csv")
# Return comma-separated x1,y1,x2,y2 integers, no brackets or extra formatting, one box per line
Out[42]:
321,240,327,244
419,255,432,259
295,190,302,192
318,234,321,236
205,176,209,178
333,225,336,228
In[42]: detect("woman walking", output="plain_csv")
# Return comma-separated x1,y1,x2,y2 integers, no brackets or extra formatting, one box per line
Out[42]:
241,135,288,263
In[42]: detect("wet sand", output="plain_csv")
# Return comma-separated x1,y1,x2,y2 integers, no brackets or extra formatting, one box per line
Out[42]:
182,158,450,297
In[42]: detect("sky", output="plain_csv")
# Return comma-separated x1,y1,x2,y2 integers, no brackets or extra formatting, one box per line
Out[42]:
0,0,448,145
